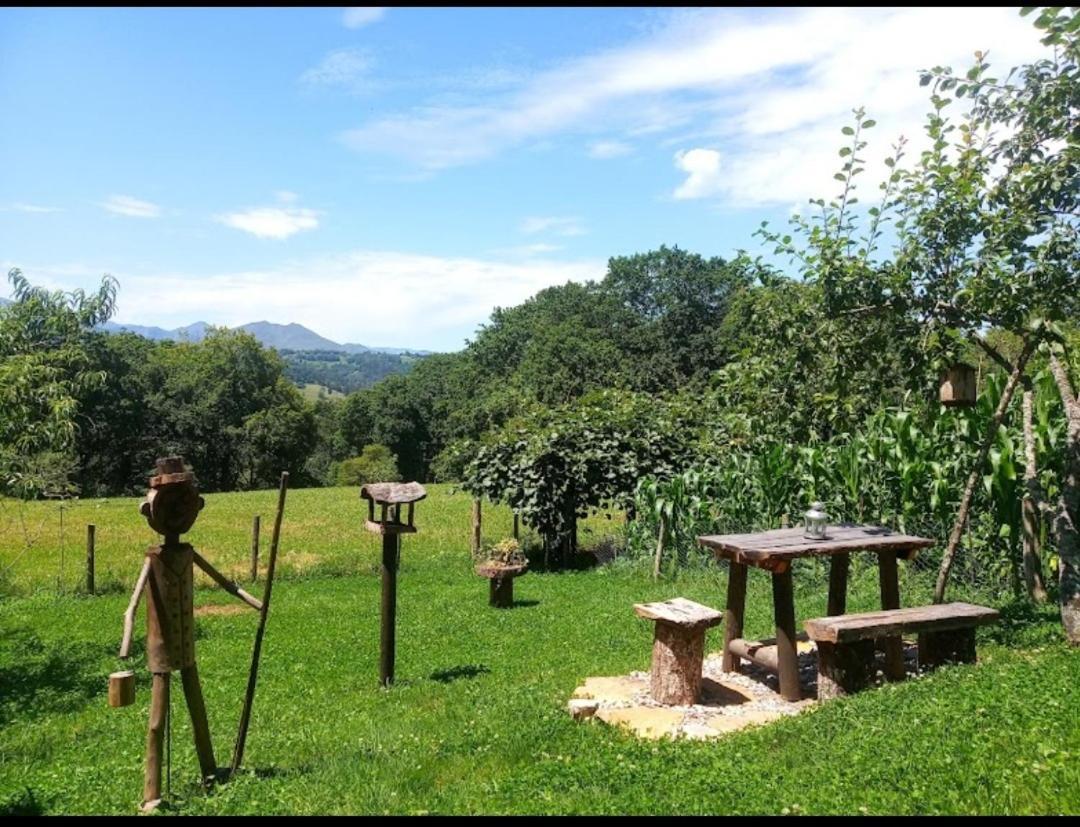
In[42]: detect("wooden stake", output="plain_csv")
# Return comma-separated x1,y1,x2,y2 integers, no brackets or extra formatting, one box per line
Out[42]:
230,472,289,777
652,513,667,579
86,524,96,596
471,498,482,557
250,515,260,583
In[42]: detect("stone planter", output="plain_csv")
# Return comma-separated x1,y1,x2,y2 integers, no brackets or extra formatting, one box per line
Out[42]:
475,563,527,608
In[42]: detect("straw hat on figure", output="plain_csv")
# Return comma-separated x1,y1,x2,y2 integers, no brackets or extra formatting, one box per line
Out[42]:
114,456,262,811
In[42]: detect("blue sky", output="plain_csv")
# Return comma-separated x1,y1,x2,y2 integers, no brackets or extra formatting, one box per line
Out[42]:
0,7,1045,350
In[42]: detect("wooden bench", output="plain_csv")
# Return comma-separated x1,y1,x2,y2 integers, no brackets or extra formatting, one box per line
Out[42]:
633,598,722,705
804,602,1000,699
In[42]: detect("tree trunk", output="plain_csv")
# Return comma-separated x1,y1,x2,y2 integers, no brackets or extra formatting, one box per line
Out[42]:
934,339,1035,603
1048,354,1080,644
653,513,667,579
1021,388,1049,603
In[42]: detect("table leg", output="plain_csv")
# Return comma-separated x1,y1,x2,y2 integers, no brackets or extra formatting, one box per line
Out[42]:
772,567,801,701
878,550,905,680
722,561,747,673
827,552,849,616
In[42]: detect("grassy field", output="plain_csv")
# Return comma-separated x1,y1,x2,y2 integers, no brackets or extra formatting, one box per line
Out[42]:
1,486,1078,815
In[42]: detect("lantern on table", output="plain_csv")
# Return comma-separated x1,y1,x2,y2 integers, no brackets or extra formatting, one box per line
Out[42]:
804,502,829,540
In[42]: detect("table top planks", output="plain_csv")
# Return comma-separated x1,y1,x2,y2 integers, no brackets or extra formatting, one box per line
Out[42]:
698,524,935,571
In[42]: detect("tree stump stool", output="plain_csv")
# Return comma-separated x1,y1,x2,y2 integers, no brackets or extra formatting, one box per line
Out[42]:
475,563,527,608
633,598,723,705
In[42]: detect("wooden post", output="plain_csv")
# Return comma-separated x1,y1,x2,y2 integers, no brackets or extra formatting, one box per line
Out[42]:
86,524,96,596
250,515,260,583
878,550,905,680
513,512,519,541
649,623,707,705
722,562,748,673
653,513,667,579
489,575,513,608
143,673,170,809
816,640,875,700
772,567,801,702
471,499,482,557
827,552,849,616
380,532,399,687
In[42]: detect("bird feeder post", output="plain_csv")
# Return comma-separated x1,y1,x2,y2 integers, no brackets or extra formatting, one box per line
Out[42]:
940,363,977,408
360,482,427,688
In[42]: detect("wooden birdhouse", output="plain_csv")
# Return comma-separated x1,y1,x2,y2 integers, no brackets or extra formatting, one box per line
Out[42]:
939,363,977,408
360,481,427,535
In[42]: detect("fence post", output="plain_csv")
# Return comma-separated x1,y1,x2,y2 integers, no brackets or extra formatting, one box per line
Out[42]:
86,524,95,595
250,515,261,582
471,499,482,557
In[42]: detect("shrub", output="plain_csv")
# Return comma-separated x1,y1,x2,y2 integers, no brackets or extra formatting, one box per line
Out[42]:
335,444,401,487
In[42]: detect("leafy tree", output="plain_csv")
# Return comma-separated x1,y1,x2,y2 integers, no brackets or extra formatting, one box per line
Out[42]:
0,268,117,497
336,444,401,486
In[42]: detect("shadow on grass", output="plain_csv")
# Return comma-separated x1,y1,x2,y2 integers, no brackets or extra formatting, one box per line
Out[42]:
0,787,47,816
512,599,540,608
430,664,490,683
984,597,1064,647
0,627,107,726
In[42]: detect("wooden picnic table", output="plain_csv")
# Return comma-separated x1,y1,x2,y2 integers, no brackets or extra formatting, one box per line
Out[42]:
698,524,935,701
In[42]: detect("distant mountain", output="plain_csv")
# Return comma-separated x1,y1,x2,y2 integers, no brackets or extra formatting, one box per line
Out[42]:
98,318,432,355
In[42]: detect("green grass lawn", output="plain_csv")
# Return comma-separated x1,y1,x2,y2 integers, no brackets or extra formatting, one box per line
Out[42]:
1,486,1077,814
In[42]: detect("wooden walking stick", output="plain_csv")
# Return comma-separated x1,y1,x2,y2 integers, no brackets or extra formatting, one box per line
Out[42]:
231,471,289,777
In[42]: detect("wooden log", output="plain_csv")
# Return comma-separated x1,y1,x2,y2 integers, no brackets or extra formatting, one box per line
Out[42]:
816,640,875,700
250,515,260,583
380,532,398,687
918,627,977,670
727,638,780,672
513,512,519,540
878,550,905,680
489,576,513,608
108,670,135,707
142,672,169,810
771,568,801,701
86,524,95,596
180,663,216,782
649,622,707,705
722,562,748,673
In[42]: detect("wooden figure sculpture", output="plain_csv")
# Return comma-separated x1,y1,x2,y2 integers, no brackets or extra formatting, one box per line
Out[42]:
117,456,263,811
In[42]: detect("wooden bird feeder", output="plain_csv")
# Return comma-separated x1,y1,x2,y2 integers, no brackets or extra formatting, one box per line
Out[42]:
939,363,977,408
360,481,427,687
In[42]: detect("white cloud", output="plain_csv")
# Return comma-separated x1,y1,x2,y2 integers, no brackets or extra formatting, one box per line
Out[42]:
217,203,321,240
6,203,63,214
588,140,632,159
489,242,563,257
342,7,385,29
340,6,1046,207
100,195,161,218
300,48,376,92
519,216,586,237
672,148,723,200
28,251,605,349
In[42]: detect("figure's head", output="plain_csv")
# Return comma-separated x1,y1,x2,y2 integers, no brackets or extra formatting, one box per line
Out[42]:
140,456,204,538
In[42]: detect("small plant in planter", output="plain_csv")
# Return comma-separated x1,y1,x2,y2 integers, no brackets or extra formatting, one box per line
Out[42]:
474,538,528,608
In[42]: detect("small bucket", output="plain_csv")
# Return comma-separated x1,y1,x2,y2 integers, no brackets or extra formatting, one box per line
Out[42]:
108,670,136,708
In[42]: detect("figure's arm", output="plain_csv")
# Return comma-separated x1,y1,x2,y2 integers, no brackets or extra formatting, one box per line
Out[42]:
120,558,152,659
192,550,263,611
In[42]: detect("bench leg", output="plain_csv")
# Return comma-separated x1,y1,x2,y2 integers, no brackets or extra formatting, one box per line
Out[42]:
877,550,906,681
650,623,706,705
772,568,802,702
816,640,875,700
489,576,513,608
918,627,976,670
722,562,747,673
